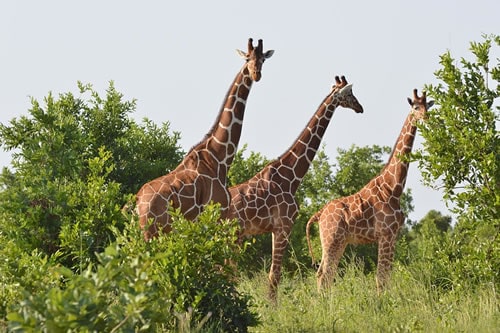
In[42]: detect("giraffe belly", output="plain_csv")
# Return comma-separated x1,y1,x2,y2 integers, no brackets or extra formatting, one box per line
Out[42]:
347,218,376,244
240,216,274,236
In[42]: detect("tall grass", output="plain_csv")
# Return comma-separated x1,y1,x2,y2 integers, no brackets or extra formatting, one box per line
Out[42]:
238,260,499,332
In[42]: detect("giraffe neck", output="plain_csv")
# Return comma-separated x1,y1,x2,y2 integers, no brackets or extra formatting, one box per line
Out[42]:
372,111,418,197
189,64,253,168
275,94,342,194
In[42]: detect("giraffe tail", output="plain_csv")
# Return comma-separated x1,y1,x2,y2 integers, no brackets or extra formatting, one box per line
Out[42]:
306,208,323,268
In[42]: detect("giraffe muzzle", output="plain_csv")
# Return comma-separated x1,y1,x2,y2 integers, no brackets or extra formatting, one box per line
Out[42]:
252,71,262,82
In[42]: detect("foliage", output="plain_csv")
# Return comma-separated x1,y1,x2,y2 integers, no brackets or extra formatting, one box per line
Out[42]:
147,205,259,332
0,238,62,324
0,82,184,268
409,209,452,234
443,217,499,288
399,209,499,292
6,204,258,332
0,81,183,194
415,34,499,222
400,210,455,290
295,147,336,215
330,144,391,197
412,34,500,290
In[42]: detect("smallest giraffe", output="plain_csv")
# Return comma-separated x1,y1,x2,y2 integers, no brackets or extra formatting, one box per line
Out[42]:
306,89,434,292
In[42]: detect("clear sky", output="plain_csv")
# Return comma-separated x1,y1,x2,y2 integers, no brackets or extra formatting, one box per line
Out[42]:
1,1,498,222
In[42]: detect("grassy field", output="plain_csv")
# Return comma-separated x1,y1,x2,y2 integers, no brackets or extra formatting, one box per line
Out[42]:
238,263,499,333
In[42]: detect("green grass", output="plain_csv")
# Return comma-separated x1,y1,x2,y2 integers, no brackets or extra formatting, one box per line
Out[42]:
238,263,499,333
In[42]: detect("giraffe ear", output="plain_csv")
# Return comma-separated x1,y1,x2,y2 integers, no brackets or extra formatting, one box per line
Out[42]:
339,84,353,94
407,97,413,106
264,50,275,58
427,100,435,109
236,49,248,59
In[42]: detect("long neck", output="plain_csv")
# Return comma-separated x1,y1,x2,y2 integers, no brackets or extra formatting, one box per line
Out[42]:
276,93,340,194
189,65,253,166
372,111,417,197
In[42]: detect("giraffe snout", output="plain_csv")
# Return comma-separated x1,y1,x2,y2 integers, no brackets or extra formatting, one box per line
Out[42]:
252,71,262,82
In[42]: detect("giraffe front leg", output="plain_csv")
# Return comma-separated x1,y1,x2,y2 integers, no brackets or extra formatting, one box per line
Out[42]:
268,225,291,302
376,235,396,293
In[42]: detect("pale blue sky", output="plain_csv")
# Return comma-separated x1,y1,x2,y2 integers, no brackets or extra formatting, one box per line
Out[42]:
1,1,498,222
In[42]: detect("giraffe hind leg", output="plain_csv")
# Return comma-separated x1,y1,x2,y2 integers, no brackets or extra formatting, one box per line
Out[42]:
317,238,347,291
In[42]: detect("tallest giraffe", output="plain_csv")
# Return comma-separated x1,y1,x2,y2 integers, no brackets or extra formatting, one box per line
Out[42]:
137,38,274,240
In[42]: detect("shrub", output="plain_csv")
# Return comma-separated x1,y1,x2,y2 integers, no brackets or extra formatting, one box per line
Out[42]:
7,204,258,332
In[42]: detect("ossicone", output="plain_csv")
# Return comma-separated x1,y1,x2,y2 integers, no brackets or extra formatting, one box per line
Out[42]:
247,38,254,52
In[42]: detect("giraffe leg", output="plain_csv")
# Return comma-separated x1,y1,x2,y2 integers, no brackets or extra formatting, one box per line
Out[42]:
317,235,347,291
224,233,244,275
268,224,292,302
376,235,396,292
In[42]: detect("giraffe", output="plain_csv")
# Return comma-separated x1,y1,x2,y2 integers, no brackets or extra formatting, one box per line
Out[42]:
136,38,274,240
228,75,364,300
306,89,434,292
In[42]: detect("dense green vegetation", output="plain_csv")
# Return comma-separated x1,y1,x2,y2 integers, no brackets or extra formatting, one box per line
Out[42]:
0,35,498,332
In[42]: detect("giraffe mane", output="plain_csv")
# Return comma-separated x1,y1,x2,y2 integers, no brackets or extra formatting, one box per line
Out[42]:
187,79,235,154
188,41,255,155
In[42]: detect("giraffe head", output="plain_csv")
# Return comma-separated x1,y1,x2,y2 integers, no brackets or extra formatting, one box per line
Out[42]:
236,38,274,82
407,89,435,120
330,75,364,113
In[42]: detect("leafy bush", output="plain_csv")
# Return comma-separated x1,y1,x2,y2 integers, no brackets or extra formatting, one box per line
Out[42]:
401,210,499,292
0,82,184,269
6,204,258,332
144,205,259,332
0,239,62,325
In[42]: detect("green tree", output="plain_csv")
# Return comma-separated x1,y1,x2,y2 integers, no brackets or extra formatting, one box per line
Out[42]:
331,144,391,197
403,210,452,272
412,34,499,289
296,146,336,212
0,82,184,268
411,209,452,235
415,34,499,222
402,209,498,291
